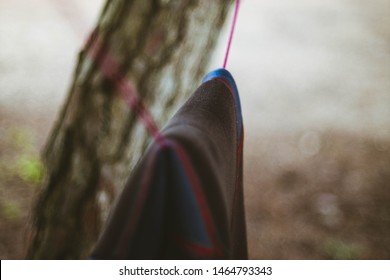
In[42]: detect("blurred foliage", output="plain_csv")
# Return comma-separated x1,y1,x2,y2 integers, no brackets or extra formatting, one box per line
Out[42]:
14,155,44,185
1,127,45,185
323,238,363,260
1,200,22,222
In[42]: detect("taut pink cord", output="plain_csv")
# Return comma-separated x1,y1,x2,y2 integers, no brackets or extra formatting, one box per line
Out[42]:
51,0,242,143
223,0,241,69
50,0,164,143
87,31,164,144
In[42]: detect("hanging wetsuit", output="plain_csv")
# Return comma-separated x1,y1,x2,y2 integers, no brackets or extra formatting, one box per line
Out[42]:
90,68,247,259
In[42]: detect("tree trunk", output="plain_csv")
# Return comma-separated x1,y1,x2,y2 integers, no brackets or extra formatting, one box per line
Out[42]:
27,0,233,259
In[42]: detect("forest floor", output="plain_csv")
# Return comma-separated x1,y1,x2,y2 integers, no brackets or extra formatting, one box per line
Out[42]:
1,0,389,259
1,114,390,259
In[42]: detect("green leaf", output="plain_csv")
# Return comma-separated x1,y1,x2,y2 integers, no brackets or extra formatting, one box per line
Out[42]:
15,155,44,185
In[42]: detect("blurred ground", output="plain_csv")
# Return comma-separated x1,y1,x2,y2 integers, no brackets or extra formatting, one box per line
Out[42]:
1,0,389,259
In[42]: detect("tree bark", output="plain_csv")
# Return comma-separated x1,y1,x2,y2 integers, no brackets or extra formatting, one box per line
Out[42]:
27,0,233,259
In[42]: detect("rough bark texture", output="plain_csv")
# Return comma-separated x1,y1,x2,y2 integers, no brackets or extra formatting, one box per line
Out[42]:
26,0,233,259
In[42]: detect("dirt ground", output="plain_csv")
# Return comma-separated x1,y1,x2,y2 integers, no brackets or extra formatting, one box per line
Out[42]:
245,129,390,259
1,0,389,259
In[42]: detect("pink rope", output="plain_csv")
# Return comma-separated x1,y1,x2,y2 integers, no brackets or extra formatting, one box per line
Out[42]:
87,33,164,144
52,0,242,143
49,0,164,143
223,0,241,69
